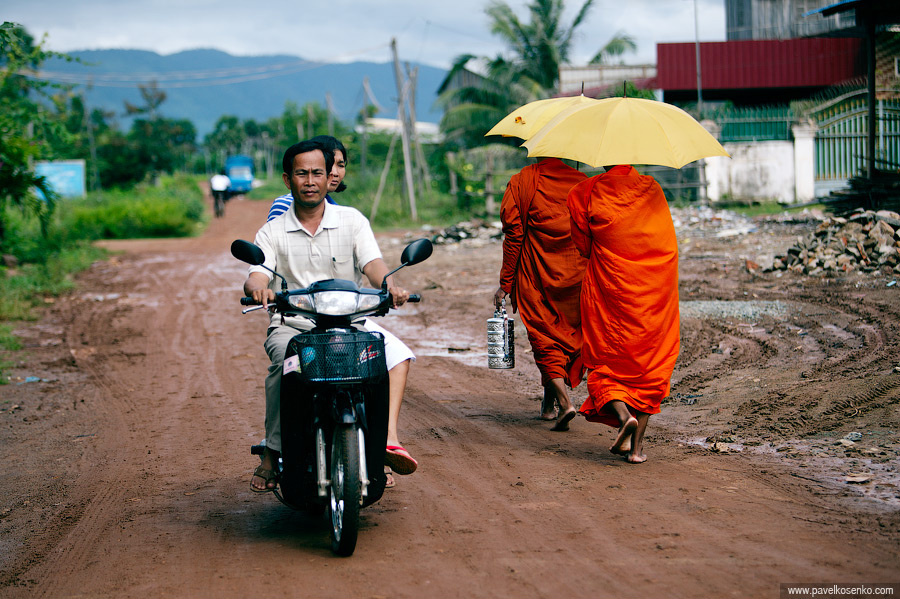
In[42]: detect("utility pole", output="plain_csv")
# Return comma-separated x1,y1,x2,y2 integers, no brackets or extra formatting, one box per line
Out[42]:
406,65,433,195
694,0,704,117
391,37,417,220
361,76,384,174
81,86,101,191
326,92,335,137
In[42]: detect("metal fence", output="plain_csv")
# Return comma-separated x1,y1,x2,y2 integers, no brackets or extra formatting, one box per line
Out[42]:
718,105,794,142
808,90,900,183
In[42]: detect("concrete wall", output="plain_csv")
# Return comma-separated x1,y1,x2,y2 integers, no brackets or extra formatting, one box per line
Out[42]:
704,120,817,205
706,141,795,203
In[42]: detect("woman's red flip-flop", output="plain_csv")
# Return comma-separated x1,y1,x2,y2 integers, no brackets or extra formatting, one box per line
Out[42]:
385,445,418,475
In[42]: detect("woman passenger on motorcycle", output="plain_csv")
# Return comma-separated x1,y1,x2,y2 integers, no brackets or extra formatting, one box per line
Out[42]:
266,135,347,222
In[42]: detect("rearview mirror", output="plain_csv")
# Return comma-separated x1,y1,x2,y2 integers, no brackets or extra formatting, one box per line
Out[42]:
231,239,265,266
400,238,433,267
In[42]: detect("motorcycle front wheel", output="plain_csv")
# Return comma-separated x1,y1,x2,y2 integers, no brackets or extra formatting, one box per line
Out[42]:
329,424,361,556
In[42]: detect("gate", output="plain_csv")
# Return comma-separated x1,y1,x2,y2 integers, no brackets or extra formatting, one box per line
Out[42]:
810,90,900,194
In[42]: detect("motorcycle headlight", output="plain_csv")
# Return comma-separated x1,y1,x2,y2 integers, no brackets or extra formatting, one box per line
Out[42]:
289,290,382,316
287,294,315,311
356,293,382,312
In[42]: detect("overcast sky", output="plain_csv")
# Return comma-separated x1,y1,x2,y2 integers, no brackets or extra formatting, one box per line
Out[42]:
6,0,726,69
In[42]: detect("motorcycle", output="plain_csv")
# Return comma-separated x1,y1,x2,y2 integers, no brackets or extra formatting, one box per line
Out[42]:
230,237,433,556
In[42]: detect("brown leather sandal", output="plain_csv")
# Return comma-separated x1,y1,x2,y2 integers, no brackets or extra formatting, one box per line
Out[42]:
250,465,278,493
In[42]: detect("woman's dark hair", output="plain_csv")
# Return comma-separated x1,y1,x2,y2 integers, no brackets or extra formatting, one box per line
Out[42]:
309,135,348,193
282,139,334,176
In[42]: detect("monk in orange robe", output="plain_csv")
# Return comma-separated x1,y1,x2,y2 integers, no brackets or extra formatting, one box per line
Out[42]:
494,157,587,431
567,165,680,462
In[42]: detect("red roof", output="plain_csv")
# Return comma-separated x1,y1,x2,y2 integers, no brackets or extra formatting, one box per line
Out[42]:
656,38,864,91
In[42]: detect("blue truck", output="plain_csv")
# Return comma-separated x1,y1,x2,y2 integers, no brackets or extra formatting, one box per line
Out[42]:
224,155,255,195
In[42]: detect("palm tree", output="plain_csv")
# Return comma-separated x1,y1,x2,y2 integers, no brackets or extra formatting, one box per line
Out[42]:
437,0,635,148
437,53,543,149
486,0,595,91
589,30,638,65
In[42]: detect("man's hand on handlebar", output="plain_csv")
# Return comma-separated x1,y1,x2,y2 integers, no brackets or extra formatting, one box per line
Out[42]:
243,272,276,308
387,282,409,309
249,288,276,308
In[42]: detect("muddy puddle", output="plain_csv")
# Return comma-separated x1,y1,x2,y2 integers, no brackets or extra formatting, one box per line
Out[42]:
685,432,900,509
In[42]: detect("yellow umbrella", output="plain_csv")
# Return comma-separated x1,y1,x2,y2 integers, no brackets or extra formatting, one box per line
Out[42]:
484,94,600,140
521,97,730,169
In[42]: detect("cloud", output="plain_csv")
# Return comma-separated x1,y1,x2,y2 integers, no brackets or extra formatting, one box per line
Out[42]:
6,0,725,69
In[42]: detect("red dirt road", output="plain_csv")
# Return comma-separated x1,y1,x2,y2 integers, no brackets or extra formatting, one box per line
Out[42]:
1,197,897,599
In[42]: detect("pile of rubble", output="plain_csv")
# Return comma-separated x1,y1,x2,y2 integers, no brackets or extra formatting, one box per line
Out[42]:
428,220,503,247
768,209,900,275
670,205,758,239
427,207,761,247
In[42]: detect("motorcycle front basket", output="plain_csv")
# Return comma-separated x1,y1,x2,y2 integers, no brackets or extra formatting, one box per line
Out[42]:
289,330,387,383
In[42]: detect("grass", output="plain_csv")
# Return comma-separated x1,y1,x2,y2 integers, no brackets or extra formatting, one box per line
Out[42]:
0,173,209,382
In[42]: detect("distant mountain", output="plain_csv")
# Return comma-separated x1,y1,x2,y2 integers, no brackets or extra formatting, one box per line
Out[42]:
42,49,448,138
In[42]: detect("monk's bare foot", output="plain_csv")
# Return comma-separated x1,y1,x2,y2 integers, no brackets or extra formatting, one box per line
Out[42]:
610,417,637,454
540,397,558,421
627,451,647,464
551,408,576,431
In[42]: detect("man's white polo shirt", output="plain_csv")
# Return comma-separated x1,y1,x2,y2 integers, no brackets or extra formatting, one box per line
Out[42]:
249,202,382,328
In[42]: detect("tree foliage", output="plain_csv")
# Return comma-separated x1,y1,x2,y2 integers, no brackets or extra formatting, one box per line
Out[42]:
589,30,638,65
437,0,640,149
0,22,75,246
486,0,595,91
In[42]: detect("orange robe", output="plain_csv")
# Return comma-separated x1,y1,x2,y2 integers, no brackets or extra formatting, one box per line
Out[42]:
499,158,587,387
566,165,680,427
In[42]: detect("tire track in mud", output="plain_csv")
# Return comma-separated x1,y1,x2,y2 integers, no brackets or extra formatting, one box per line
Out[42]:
11,211,270,596
6,206,899,598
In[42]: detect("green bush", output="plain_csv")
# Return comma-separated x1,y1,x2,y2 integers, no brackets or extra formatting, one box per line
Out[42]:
56,175,207,241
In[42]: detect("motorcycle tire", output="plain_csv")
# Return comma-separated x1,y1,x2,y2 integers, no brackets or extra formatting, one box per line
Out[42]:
329,424,361,556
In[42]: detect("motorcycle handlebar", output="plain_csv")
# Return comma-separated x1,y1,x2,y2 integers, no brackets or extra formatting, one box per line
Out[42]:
240,293,421,307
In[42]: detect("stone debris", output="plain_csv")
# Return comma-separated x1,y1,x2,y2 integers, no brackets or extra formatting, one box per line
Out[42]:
428,206,761,246
671,206,757,239
428,220,503,246
768,209,900,276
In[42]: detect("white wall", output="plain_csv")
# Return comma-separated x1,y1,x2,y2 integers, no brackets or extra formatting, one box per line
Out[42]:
706,140,796,204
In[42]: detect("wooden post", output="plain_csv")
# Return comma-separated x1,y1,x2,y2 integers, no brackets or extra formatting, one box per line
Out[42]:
371,132,399,222
485,152,495,215
326,92,335,137
406,65,433,194
391,38,417,220
447,152,458,195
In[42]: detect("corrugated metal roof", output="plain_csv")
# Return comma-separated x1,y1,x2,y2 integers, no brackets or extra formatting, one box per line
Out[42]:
656,38,864,91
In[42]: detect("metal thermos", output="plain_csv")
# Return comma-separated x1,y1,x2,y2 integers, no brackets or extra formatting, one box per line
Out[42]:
487,300,515,369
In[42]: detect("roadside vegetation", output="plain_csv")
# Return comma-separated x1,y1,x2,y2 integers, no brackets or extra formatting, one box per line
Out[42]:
0,1,702,383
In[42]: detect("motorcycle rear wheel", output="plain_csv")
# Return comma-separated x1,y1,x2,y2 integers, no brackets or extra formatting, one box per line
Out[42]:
329,424,361,556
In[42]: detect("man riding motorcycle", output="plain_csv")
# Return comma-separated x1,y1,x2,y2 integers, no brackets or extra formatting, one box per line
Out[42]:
241,139,419,493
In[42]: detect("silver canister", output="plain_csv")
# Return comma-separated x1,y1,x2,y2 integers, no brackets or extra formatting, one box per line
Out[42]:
487,300,515,369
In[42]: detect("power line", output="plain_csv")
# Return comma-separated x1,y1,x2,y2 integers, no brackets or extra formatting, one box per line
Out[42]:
21,42,392,89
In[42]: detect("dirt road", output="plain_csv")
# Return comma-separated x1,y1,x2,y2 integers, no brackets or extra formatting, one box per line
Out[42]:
1,197,898,599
